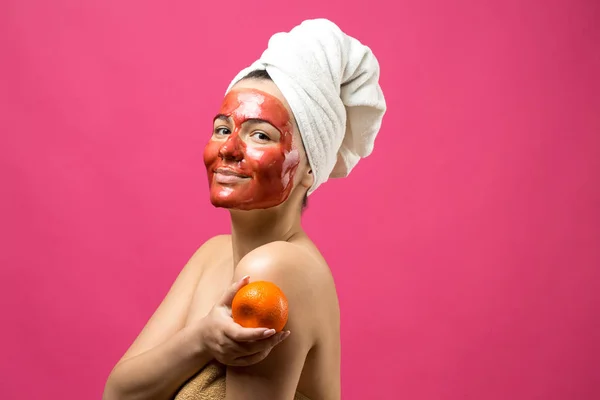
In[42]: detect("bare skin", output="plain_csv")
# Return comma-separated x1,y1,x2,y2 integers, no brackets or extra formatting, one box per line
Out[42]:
103,79,341,400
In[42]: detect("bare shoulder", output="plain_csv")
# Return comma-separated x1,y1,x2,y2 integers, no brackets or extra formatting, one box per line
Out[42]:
195,234,231,254
237,241,331,283
234,241,337,312
186,234,231,271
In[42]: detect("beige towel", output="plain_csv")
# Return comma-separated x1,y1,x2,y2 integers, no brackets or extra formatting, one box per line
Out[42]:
174,361,311,400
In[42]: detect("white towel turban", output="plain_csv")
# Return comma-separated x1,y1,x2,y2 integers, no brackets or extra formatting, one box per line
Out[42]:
226,18,387,195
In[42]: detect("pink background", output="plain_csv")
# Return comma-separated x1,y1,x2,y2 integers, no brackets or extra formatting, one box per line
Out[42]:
1,0,599,399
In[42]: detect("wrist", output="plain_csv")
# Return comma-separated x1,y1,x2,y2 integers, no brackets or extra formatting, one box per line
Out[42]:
183,319,211,361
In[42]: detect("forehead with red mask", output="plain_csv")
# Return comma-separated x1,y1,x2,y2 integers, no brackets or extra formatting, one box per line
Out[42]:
203,87,301,210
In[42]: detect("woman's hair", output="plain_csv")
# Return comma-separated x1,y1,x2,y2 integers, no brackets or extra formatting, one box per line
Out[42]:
243,69,273,81
241,70,309,211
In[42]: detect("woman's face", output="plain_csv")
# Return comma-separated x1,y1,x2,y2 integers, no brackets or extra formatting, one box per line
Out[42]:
203,79,306,210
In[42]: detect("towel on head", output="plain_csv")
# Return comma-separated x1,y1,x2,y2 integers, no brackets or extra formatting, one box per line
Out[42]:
226,18,387,195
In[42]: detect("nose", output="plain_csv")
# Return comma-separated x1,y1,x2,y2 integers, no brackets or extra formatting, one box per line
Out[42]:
218,132,244,161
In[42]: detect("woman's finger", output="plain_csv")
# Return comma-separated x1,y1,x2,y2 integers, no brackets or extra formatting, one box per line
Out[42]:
224,322,277,342
219,275,250,307
230,349,272,367
241,331,290,354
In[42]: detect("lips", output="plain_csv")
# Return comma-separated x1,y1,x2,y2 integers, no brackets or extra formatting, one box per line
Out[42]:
214,167,250,178
213,167,250,184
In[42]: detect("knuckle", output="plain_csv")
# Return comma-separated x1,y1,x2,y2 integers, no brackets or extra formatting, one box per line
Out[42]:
216,345,227,356
216,335,227,348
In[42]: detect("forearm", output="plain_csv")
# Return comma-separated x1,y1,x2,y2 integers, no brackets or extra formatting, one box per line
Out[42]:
103,324,212,400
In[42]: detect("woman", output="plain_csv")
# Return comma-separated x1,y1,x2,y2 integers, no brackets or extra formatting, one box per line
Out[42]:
103,18,385,400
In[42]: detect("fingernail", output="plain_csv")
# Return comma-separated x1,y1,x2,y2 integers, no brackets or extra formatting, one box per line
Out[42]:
263,329,276,337
283,331,291,339
242,275,250,282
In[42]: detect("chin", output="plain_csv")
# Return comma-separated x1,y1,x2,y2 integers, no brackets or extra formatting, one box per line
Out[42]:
209,196,287,211
210,197,256,211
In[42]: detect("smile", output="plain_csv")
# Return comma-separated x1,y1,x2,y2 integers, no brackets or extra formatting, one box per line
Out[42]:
214,168,250,184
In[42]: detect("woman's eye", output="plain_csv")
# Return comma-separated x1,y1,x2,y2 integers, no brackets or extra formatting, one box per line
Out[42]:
253,132,271,141
215,127,231,135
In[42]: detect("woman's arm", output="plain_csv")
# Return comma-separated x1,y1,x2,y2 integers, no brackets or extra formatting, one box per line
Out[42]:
225,243,317,400
103,236,288,400
103,236,224,400
103,323,212,400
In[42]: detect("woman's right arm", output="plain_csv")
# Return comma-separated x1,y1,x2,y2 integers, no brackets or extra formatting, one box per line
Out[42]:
102,236,220,400
102,323,212,400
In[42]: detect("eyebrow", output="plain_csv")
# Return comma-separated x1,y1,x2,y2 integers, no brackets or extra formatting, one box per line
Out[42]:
213,114,231,123
213,114,281,131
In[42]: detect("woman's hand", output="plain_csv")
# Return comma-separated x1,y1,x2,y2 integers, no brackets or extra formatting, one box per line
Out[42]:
198,276,291,367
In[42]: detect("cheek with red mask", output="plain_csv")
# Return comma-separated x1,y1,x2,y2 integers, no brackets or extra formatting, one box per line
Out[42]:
203,88,301,210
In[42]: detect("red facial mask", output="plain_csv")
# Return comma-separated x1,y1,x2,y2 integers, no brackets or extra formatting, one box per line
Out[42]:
203,88,301,210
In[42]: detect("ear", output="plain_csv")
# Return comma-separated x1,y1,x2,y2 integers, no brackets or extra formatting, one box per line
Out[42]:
300,167,314,189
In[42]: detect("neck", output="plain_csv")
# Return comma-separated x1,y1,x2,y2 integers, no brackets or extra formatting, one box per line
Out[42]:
229,205,303,266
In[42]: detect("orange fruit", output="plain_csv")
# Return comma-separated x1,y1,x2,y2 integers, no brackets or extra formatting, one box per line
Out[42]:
231,281,289,332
